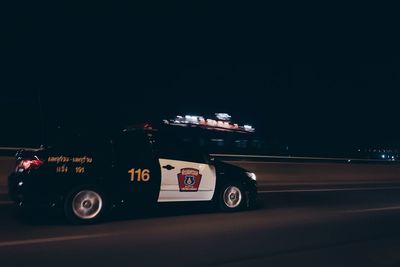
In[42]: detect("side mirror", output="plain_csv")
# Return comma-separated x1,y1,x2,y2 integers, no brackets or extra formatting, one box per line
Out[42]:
202,153,215,164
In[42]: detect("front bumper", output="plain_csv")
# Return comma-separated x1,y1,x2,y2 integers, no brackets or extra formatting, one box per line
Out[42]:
245,180,258,207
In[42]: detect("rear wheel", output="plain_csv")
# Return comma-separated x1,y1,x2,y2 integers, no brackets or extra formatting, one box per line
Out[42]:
64,186,107,224
218,183,245,212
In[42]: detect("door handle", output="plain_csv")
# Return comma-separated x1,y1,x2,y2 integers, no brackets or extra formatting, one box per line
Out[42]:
162,164,175,170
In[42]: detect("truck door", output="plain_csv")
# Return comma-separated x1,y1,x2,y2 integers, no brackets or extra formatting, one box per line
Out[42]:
113,130,161,205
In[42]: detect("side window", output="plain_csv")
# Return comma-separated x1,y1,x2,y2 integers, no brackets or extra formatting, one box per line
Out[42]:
154,132,207,163
115,131,155,161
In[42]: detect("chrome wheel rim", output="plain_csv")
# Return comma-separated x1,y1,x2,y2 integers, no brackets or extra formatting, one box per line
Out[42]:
223,186,242,208
72,190,103,220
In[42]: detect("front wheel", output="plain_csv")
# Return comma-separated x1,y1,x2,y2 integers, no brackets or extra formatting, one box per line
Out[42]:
218,183,245,212
64,187,108,224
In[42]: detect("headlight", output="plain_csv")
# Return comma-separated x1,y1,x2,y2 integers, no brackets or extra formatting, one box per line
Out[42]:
246,172,256,181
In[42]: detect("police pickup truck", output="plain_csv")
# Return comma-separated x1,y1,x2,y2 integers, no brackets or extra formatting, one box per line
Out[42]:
8,124,257,224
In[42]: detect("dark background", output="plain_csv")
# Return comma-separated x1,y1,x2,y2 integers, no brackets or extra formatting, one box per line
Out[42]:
1,2,399,155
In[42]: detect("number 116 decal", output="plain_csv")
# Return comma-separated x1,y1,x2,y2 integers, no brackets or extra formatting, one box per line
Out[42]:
128,168,150,182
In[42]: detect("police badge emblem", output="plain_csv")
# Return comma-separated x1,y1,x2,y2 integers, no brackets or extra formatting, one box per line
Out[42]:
177,168,202,192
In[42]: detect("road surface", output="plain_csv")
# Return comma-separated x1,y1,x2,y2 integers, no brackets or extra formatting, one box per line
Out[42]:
1,189,400,266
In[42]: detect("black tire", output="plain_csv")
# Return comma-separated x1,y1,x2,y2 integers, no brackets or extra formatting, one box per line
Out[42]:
64,186,108,224
218,182,246,212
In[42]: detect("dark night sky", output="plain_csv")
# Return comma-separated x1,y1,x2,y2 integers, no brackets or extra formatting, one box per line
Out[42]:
1,2,400,153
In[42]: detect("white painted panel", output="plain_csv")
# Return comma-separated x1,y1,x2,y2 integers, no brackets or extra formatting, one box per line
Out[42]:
157,158,216,202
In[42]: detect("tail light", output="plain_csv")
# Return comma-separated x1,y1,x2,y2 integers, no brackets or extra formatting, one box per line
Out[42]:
16,158,44,172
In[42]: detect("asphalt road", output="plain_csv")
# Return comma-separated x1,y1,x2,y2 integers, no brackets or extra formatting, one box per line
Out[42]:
228,160,400,189
2,189,400,267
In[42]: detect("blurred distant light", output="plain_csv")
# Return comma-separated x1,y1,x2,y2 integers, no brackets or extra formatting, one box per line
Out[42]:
244,125,254,131
166,114,255,133
207,119,217,127
184,115,202,124
381,154,386,159
215,113,231,121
